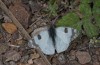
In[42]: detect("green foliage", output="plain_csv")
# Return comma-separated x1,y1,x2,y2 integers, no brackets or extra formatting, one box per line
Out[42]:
95,15,100,28
56,0,100,38
80,0,91,4
93,7,100,28
48,0,58,16
94,0,100,7
72,21,82,31
56,12,80,27
83,19,99,38
79,4,92,18
93,7,100,14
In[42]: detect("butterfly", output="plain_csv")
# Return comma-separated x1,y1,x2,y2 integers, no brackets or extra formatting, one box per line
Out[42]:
29,26,78,55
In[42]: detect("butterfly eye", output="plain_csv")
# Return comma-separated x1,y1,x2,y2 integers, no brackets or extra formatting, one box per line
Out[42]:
64,28,68,33
37,34,41,40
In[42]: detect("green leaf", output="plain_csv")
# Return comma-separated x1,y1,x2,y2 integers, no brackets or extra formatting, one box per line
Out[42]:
95,15,100,28
94,0,100,7
79,4,92,18
49,0,56,5
72,21,82,31
83,19,99,38
93,7,100,14
48,0,58,16
56,12,80,27
93,7,100,28
80,0,91,4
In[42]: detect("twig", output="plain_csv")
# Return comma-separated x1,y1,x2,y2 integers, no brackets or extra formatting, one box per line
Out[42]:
0,0,51,65
29,16,42,27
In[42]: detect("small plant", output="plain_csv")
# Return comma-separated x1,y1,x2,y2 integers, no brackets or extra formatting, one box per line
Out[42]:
47,0,58,16
56,0,100,38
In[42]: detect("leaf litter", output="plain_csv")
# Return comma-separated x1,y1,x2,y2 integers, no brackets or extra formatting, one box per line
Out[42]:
0,0,100,65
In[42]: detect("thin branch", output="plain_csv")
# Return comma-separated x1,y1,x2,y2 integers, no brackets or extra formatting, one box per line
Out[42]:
0,0,51,65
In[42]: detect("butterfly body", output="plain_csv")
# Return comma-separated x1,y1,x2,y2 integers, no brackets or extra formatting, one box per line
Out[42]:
31,26,78,55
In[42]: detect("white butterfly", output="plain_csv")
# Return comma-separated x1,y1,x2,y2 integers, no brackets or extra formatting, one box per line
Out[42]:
29,26,78,55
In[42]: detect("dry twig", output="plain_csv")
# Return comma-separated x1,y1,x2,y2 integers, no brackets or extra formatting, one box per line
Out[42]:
0,0,51,65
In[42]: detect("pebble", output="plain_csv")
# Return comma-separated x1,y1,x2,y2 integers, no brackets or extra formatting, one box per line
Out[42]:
28,59,33,65
93,62,100,65
70,60,81,65
58,54,66,64
76,51,91,64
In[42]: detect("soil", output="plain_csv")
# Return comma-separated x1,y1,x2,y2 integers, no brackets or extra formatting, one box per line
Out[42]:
0,0,100,65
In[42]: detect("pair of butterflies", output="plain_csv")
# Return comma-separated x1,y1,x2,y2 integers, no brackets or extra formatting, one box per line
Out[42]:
29,26,78,55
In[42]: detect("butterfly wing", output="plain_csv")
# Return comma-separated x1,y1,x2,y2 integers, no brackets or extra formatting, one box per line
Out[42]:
55,27,77,53
33,30,55,55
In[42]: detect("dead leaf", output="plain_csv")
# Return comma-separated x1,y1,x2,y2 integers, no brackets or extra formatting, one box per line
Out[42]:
3,15,12,23
15,39,24,45
20,55,29,63
0,43,9,54
9,3,30,29
2,23,17,34
30,53,40,59
52,57,61,65
33,58,46,65
3,0,14,6
0,33,2,39
5,50,21,61
28,0,42,13
9,31,24,45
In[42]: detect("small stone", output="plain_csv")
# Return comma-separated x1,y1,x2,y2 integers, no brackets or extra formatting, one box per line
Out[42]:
0,61,3,65
9,3,30,29
28,0,42,13
5,50,21,61
33,58,46,65
0,33,2,39
70,60,81,65
9,61,16,65
93,62,100,65
18,63,30,65
28,59,33,65
3,15,12,22
20,55,29,63
98,56,100,61
69,50,76,60
96,50,99,55
0,43,8,54
92,55,98,62
70,50,76,56
68,55,76,61
58,54,66,64
76,51,91,64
